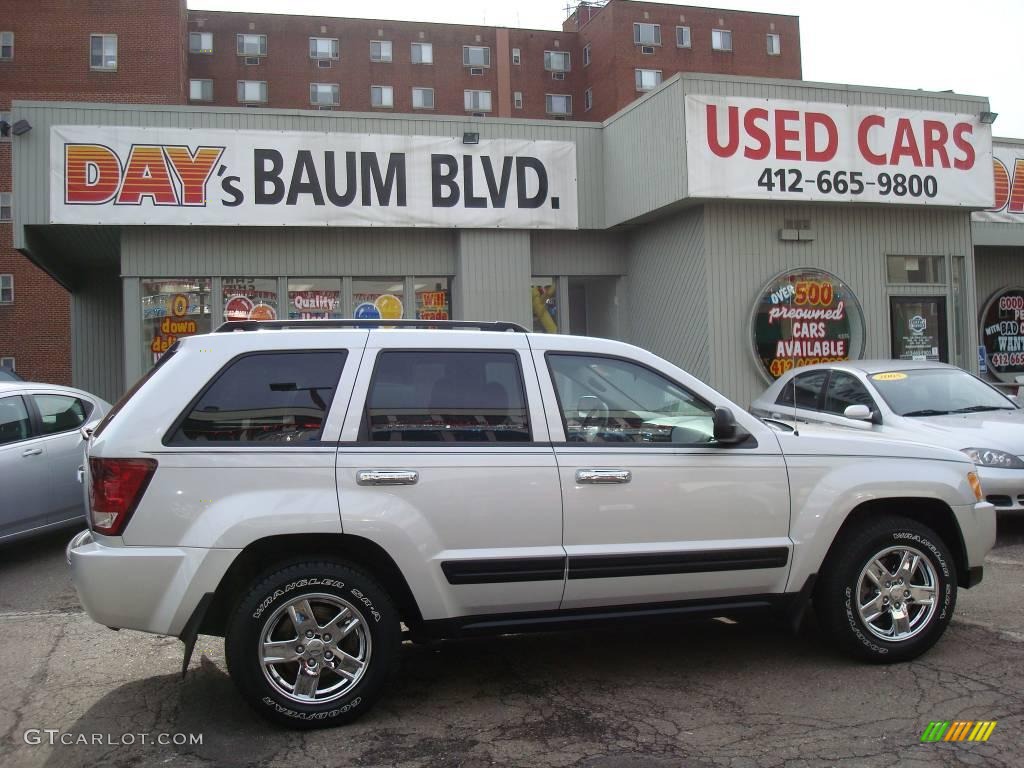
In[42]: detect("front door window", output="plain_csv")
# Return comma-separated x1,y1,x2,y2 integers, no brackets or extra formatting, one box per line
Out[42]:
890,297,948,362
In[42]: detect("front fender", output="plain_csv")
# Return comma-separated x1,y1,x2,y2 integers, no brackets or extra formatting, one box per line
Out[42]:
784,456,975,592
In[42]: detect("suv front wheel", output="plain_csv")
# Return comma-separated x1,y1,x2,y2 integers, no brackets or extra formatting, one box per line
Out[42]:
225,560,400,728
814,515,957,663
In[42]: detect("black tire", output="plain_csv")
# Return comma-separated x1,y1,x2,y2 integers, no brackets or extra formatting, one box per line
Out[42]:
225,560,401,728
814,515,957,663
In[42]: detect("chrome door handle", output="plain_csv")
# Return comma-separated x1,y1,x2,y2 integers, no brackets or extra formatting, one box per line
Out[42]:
576,468,631,484
356,470,419,486
22,447,43,457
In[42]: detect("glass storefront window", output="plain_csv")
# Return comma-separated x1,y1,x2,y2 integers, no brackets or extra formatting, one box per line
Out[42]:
531,277,558,333
352,278,405,320
142,278,211,369
288,278,342,319
223,277,279,322
414,278,450,320
886,255,945,284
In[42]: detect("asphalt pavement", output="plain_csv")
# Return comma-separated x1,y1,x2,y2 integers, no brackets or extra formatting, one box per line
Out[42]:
1,518,1022,768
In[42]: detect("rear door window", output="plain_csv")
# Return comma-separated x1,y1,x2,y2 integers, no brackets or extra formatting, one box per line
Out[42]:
0,395,32,445
364,350,530,443
775,370,829,410
168,351,348,444
32,395,91,435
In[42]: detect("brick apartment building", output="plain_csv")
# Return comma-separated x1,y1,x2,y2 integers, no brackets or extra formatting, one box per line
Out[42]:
1,0,800,385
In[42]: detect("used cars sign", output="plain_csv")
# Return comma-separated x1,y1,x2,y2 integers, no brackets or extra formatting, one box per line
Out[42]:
49,126,579,228
685,95,993,207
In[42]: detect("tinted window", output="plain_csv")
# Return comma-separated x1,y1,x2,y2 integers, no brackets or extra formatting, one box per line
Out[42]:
0,395,31,445
170,351,347,444
33,395,91,435
366,351,530,443
775,370,829,409
823,373,876,415
548,354,715,445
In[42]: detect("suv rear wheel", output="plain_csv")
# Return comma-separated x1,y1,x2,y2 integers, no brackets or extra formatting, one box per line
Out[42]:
814,515,957,663
225,560,400,728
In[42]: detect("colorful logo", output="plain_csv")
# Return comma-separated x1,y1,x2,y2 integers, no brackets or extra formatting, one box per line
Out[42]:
920,721,997,743
353,295,404,320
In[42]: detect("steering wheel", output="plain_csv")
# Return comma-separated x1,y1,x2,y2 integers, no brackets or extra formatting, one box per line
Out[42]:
577,395,610,441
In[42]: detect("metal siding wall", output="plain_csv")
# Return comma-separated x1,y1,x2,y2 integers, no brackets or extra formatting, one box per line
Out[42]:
703,202,976,408
71,273,124,402
625,207,710,381
120,227,456,277
530,231,626,275
603,84,687,228
454,230,532,327
12,101,605,239
975,247,1024,306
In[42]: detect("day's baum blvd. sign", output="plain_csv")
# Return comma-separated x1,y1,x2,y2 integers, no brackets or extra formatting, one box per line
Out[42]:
50,126,578,228
685,95,993,207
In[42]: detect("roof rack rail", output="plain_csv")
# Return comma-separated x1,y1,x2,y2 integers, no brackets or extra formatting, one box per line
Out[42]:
215,319,529,333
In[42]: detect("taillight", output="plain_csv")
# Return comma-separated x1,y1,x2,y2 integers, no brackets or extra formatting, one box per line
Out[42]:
88,458,158,536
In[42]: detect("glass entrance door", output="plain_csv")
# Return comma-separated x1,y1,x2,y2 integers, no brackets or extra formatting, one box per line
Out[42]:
890,296,948,362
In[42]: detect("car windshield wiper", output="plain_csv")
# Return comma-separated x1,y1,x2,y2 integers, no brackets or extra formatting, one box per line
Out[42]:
901,409,950,417
950,405,1015,414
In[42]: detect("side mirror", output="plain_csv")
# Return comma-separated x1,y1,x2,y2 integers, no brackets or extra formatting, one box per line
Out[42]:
713,406,746,444
843,404,872,421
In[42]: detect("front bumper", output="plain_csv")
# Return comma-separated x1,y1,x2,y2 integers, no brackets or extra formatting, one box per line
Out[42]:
66,529,238,636
978,466,1024,512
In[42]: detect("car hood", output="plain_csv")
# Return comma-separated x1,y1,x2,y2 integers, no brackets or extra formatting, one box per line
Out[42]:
892,410,1024,454
772,422,972,464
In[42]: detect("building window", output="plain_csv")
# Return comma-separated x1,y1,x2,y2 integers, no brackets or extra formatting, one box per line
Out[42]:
544,50,571,72
236,80,268,104
371,85,394,108
462,45,491,67
189,31,213,54
635,68,662,91
353,278,404,320
584,87,593,112
414,277,451,320
511,47,521,65
222,277,279,322
412,87,434,109
0,112,8,142
189,79,213,102
411,42,433,64
365,351,531,443
633,23,661,46
712,29,733,51
370,40,392,62
583,43,591,66
310,83,340,107
887,255,946,284
464,89,492,112
676,26,691,48
289,278,341,319
89,34,117,70
236,33,267,57
141,279,211,370
0,274,12,304
767,33,781,55
1,31,14,61
513,91,523,110
546,94,572,116
309,37,339,60
0,356,14,371
0,193,11,222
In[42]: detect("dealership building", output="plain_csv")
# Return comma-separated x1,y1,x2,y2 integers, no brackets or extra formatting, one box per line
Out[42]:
10,71,1018,408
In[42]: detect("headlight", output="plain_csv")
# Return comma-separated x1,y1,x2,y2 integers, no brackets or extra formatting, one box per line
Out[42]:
961,447,1024,469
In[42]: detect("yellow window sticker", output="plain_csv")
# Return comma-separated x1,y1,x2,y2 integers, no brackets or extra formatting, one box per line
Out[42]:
871,372,908,381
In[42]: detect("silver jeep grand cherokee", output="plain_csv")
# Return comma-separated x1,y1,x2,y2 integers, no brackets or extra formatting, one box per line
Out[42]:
68,320,995,728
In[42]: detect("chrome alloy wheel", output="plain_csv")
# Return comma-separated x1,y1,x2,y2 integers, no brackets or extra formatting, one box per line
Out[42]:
258,593,371,704
856,545,938,642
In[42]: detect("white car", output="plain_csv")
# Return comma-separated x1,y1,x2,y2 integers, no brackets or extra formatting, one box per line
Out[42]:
68,321,995,728
1,382,110,542
751,361,1024,514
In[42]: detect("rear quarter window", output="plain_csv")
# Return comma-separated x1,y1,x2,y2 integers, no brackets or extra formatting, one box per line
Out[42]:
167,351,348,445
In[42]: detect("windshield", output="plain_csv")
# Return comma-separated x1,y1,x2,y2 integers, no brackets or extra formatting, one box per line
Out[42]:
869,368,1016,417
